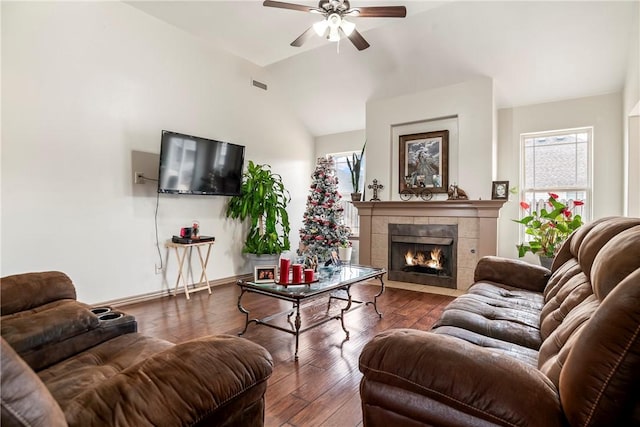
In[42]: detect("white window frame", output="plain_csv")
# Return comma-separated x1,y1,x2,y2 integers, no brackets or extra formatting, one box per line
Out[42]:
519,127,593,222
327,150,365,194
326,150,363,237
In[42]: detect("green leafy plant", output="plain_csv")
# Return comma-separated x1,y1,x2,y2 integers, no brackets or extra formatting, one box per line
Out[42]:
226,161,291,255
346,142,366,193
513,193,584,258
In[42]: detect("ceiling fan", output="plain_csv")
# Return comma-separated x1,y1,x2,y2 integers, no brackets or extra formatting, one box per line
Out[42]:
263,0,407,51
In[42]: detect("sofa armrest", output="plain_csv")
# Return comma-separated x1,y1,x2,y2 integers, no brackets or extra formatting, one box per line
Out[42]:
474,256,550,292
63,335,273,427
1,337,68,427
359,329,565,427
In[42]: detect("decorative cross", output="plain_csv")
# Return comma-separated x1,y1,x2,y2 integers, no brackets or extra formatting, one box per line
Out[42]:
368,179,384,201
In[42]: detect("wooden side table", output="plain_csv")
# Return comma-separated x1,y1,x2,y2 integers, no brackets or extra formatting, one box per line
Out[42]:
166,240,215,299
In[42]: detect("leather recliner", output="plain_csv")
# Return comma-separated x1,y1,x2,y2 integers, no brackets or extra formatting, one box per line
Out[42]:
1,271,273,427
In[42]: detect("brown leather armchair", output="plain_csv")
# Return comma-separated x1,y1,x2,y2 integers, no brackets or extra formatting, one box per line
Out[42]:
1,272,273,427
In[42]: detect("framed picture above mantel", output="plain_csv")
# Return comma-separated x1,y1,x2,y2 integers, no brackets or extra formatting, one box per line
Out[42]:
399,130,449,194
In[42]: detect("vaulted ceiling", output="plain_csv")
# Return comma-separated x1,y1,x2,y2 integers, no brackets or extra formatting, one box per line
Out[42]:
127,1,639,136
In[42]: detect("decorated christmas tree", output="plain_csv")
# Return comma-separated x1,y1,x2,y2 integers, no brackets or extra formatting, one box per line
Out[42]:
299,156,350,263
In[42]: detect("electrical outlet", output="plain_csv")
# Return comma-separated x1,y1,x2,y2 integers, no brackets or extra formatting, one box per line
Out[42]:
155,264,163,274
134,172,145,184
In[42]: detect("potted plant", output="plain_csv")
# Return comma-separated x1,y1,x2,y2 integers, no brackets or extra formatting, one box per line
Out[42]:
346,142,366,202
338,240,353,263
226,161,291,266
513,193,584,268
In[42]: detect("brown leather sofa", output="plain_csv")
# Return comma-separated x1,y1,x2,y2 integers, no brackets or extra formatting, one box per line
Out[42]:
359,216,640,426
1,271,273,427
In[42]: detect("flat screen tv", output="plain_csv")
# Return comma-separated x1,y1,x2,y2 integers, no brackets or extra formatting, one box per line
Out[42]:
158,130,245,196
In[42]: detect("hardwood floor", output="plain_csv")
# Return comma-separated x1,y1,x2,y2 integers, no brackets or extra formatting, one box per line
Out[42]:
119,280,454,427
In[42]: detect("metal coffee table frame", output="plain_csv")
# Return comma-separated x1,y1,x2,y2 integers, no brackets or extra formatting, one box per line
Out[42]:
237,265,386,360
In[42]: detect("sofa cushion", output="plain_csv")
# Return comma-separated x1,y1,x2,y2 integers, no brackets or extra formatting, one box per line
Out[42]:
359,329,565,427
558,227,640,426
38,332,174,409
591,225,640,300
538,294,599,386
433,284,544,350
1,272,76,315
432,326,539,367
39,333,273,427
1,300,98,356
0,337,67,427
537,223,640,388
473,256,550,292
539,270,593,340
576,217,640,278
466,282,545,311
560,268,640,427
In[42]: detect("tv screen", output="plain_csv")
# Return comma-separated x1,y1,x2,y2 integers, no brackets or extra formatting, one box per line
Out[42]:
158,130,245,196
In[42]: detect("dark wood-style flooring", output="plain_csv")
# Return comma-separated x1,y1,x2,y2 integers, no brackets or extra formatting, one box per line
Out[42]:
119,281,453,427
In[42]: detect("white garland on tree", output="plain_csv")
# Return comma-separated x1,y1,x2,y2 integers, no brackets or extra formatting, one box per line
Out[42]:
299,156,350,263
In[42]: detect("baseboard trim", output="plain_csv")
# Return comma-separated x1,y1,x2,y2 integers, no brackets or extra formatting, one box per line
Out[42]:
99,274,253,308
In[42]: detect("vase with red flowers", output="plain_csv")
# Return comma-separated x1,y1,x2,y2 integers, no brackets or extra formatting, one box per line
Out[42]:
513,193,584,261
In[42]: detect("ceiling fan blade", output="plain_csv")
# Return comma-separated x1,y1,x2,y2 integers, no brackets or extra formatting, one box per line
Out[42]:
290,26,317,47
344,28,370,51
263,1,322,13
348,6,407,18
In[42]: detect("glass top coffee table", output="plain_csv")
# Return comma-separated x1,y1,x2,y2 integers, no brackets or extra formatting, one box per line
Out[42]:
236,265,386,360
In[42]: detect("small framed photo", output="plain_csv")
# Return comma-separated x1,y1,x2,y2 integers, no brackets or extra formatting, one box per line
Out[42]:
254,265,276,283
491,181,509,200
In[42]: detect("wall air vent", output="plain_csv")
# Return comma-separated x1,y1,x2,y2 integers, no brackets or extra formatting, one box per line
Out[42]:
252,79,268,91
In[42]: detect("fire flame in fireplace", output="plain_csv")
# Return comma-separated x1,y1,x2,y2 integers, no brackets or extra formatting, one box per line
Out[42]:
405,248,443,270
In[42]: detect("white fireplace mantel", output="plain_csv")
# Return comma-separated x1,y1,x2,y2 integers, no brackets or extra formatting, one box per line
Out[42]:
353,200,506,290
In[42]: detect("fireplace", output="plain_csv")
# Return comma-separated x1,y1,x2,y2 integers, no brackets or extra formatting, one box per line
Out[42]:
353,200,506,290
388,224,457,288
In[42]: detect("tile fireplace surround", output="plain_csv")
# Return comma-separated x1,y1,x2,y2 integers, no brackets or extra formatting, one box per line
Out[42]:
353,200,506,290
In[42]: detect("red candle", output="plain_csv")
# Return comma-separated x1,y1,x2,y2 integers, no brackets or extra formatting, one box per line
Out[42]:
279,258,291,283
304,268,314,283
292,264,303,283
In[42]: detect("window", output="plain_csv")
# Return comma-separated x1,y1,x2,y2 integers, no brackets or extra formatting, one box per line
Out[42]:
328,151,365,236
331,152,356,196
521,128,591,221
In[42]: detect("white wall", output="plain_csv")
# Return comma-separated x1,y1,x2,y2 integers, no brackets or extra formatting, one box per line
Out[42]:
314,129,365,160
497,92,624,260
1,2,313,303
623,3,640,216
365,77,495,201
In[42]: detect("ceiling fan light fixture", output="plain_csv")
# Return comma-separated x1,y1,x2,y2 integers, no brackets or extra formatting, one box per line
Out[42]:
313,20,329,36
264,0,406,51
327,13,341,28
340,18,355,36
328,26,340,41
